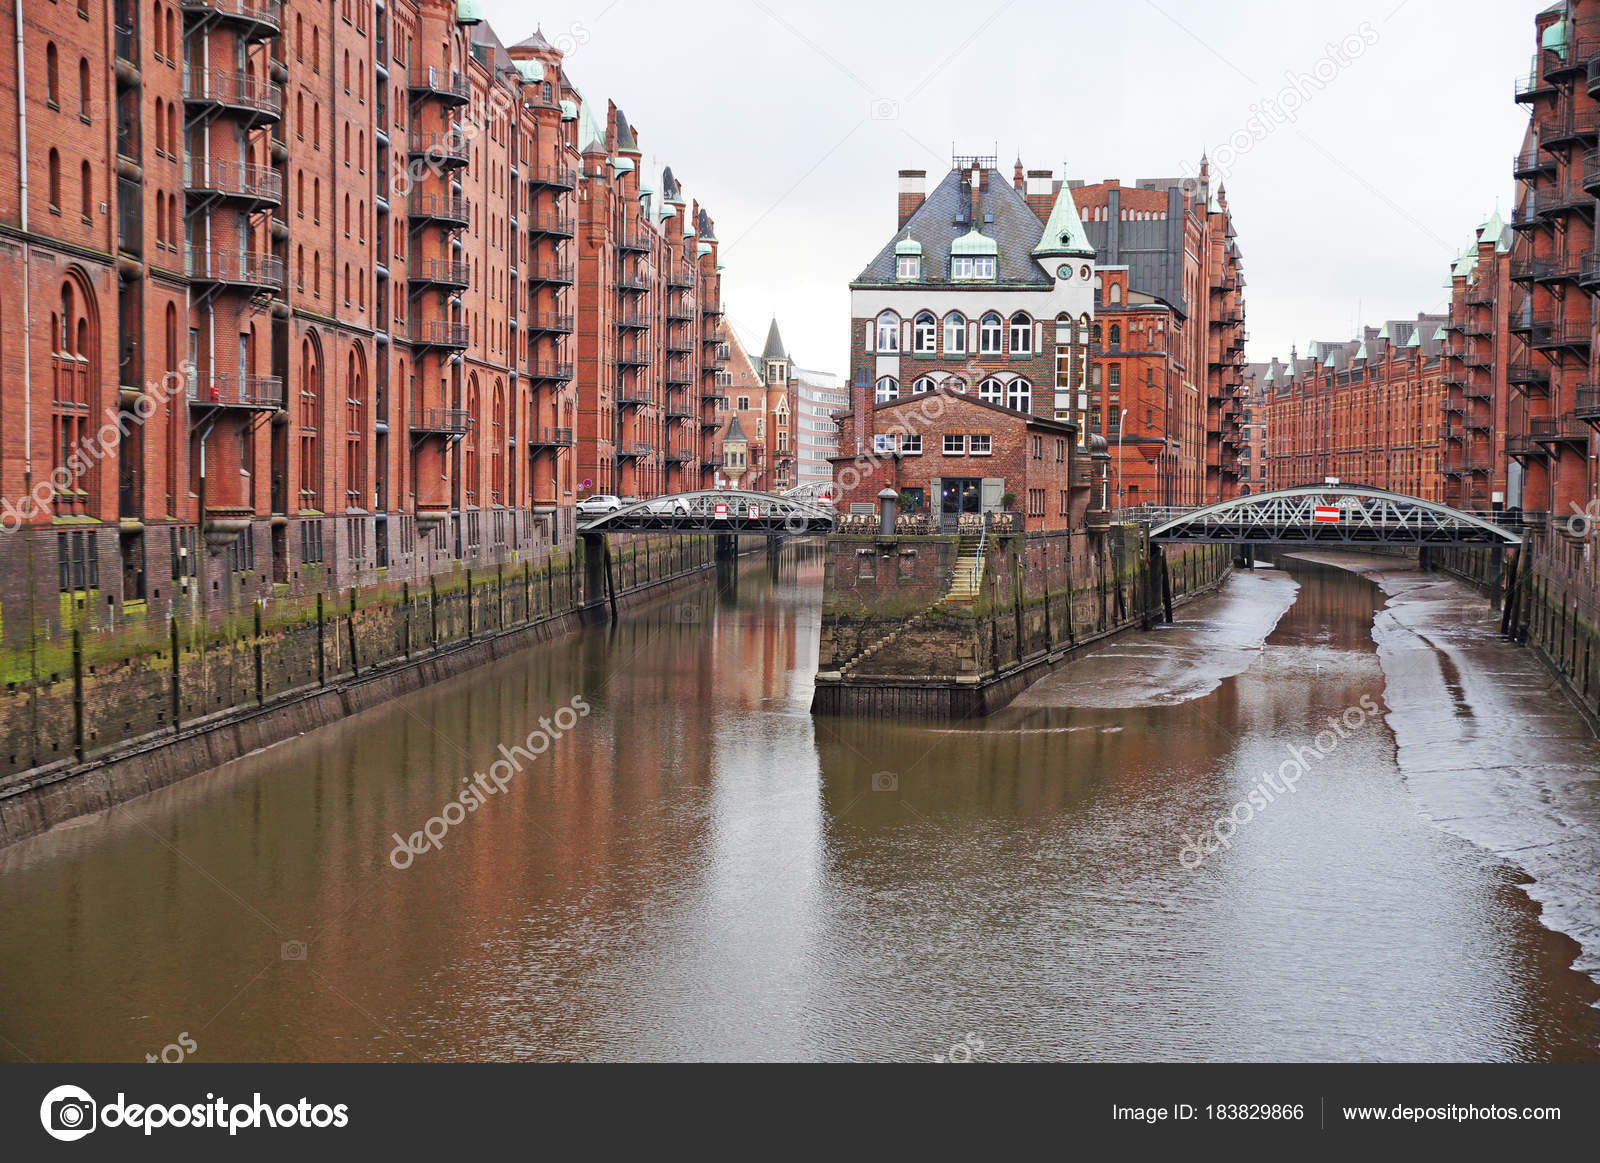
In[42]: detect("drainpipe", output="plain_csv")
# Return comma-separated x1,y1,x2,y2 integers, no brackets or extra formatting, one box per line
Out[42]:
15,0,33,485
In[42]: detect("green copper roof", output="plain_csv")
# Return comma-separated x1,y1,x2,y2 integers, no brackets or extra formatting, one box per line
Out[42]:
697,241,712,257
559,98,577,121
1323,351,1336,368
894,237,923,255
1354,339,1369,361
1406,329,1422,348
577,94,605,153
1452,250,1477,279
661,204,677,220
1542,17,1569,57
951,229,998,256
639,182,654,197
1480,207,1510,252
457,0,484,25
1433,325,1449,342
609,156,635,174
1031,183,1095,259
1377,322,1390,340
514,60,544,84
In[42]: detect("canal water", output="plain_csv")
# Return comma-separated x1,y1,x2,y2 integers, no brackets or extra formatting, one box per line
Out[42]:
1,547,1597,1062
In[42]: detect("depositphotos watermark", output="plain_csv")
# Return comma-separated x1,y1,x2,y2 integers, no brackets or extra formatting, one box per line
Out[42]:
1566,499,1600,540
1184,21,1380,186
1179,694,1382,871
389,695,591,869
40,1084,348,1140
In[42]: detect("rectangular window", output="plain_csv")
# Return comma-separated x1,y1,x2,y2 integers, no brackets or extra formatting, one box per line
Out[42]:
943,434,965,455
873,433,895,454
900,433,922,455
896,255,920,280
1030,435,1042,458
970,434,992,456
1056,438,1066,462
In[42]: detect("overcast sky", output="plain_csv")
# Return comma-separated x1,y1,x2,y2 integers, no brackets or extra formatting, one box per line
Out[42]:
479,0,1531,372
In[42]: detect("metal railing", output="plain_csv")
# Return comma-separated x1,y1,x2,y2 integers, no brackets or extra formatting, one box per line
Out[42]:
186,372,285,408
526,261,574,284
408,192,470,223
407,321,469,347
408,66,470,103
408,130,469,164
408,257,470,286
527,427,575,447
527,311,574,333
526,360,573,380
183,68,283,117
181,0,283,29
185,157,284,202
526,163,577,189
186,247,284,287
409,407,470,433
617,441,651,458
527,212,575,236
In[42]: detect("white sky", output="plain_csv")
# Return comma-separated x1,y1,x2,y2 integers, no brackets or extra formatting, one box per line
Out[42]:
478,0,1531,371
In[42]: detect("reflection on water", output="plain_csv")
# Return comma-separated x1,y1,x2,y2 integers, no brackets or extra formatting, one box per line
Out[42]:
0,546,1595,1062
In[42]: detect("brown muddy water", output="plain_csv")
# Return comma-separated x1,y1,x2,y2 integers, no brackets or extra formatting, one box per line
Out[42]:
1,545,1596,1061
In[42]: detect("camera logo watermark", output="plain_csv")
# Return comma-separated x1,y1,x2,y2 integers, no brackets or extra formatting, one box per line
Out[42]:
42,1087,349,1137
41,1084,97,1141
933,1033,984,1063
1180,694,1382,870
1566,499,1599,541
389,695,591,869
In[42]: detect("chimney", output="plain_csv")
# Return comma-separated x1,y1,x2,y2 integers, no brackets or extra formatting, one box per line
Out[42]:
1025,169,1054,220
1013,157,1025,193
897,170,926,228
969,167,981,231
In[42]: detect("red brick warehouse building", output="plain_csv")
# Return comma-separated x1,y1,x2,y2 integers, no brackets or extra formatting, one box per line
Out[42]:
832,154,1098,528
0,0,728,644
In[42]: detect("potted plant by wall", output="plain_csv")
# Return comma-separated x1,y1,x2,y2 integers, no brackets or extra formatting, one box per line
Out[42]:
1000,492,1017,511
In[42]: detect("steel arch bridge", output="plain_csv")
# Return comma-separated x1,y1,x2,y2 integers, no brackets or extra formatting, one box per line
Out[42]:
1147,485,1524,547
576,489,836,534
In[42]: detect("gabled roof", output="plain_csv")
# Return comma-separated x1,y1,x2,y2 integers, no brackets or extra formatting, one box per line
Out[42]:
853,168,1053,286
512,27,554,53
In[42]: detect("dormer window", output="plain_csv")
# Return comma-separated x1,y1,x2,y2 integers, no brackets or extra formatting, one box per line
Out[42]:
895,236,923,281
951,255,996,280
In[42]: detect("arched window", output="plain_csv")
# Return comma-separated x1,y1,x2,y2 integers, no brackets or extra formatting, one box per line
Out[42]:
1109,324,1121,347
169,104,177,157
875,311,899,352
1109,283,1122,305
979,312,1002,355
978,377,1004,404
1008,378,1032,413
296,92,304,138
47,148,60,209
296,245,304,289
944,312,967,355
912,375,938,394
154,97,164,153
942,376,967,394
296,170,303,215
1092,324,1102,343
79,161,91,218
78,59,89,118
357,200,364,241
875,376,899,404
165,302,178,514
45,43,58,106
346,347,365,505
312,27,320,72
912,311,936,354
51,275,95,513
357,131,364,169
313,102,321,147
313,177,320,222
164,9,174,59
155,190,165,245
299,336,322,508
490,381,505,504
1009,312,1033,356
296,13,304,60
343,192,350,235
342,49,350,93
343,263,350,304
463,377,480,506
312,252,320,295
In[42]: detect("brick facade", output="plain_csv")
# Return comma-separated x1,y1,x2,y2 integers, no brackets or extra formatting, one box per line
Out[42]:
0,0,725,644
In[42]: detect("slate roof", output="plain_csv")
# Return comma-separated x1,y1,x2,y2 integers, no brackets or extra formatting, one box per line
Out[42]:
853,169,1052,287
761,319,788,363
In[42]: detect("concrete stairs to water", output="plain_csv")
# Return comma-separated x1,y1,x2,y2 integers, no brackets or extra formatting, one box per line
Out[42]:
944,532,986,604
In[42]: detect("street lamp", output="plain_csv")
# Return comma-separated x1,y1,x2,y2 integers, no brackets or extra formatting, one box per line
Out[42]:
1116,408,1128,512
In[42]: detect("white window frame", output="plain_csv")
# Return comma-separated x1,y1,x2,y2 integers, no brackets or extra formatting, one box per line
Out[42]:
875,376,899,404
913,312,937,354
912,375,937,394
899,433,923,455
969,434,992,456
978,376,1004,404
1007,378,1032,413
944,312,967,354
876,312,900,352
872,433,895,454
942,433,965,455
896,254,921,280
979,314,1003,355
1009,313,1032,356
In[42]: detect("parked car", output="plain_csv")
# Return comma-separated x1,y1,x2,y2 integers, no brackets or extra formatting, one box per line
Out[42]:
576,494,623,517
646,497,691,515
